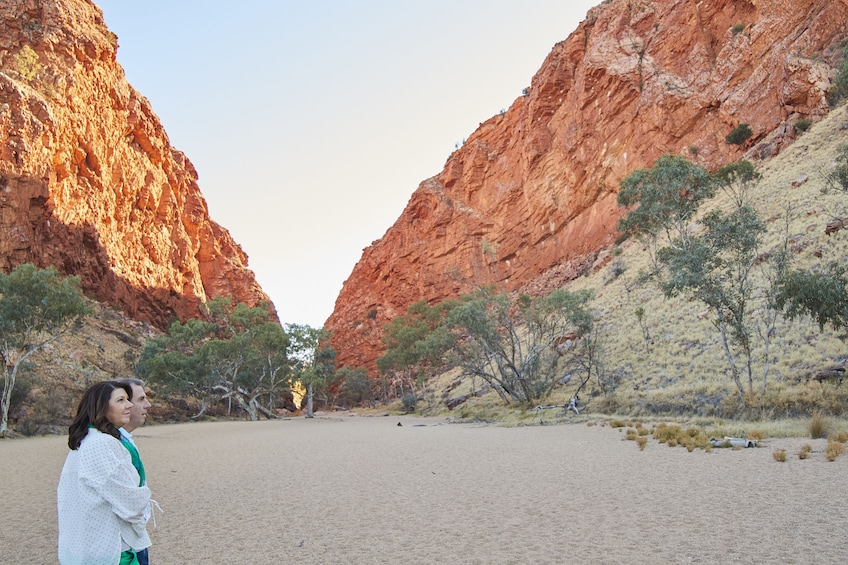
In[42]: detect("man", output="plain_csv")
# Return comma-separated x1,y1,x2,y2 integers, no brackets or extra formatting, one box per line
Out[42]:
117,378,152,565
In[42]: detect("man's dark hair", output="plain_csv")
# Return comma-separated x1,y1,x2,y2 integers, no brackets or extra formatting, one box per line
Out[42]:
115,377,146,388
67,381,133,450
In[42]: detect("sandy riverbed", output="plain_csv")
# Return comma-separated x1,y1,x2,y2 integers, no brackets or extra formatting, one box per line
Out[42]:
1,415,846,564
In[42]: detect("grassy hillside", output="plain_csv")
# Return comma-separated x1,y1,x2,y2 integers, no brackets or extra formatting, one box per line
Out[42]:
421,105,848,424
6,301,156,435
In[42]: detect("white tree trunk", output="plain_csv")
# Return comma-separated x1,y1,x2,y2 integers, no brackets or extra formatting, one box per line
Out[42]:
306,384,314,418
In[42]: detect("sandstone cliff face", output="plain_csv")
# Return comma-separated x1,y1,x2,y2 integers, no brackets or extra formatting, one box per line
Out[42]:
327,0,848,372
0,0,272,328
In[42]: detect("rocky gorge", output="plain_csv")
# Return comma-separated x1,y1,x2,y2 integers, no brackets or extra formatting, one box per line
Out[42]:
326,0,848,373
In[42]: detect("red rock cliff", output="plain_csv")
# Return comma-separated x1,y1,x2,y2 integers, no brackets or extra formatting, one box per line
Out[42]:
0,0,273,328
327,0,848,372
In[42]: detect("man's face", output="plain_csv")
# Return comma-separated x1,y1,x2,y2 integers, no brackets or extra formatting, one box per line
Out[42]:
127,384,151,432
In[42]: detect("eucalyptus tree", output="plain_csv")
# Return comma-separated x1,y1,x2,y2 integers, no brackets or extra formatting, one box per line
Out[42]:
619,156,786,395
285,324,334,418
137,298,291,420
617,153,715,270
0,264,90,435
444,287,594,405
377,299,454,402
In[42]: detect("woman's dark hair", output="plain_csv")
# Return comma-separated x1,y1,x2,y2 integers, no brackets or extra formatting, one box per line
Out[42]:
68,381,134,450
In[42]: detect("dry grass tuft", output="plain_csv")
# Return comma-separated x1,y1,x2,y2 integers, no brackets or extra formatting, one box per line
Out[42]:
798,444,813,459
825,440,846,461
809,410,830,439
830,431,848,443
773,449,787,462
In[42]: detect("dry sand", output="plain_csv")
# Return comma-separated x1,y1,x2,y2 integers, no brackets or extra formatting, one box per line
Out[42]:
1,415,846,564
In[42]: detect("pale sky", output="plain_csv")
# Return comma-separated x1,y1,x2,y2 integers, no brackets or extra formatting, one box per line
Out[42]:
96,1,598,328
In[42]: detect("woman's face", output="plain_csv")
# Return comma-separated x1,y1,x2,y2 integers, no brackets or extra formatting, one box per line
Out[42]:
105,388,133,428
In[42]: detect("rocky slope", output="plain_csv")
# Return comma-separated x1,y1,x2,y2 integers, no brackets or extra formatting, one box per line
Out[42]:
327,0,848,373
0,0,271,329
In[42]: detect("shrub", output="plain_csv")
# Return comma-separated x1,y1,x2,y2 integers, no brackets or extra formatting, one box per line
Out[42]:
636,436,648,450
15,45,40,81
726,124,753,145
825,441,845,462
824,143,848,192
606,259,626,283
827,46,848,106
809,410,829,439
794,118,812,133
772,449,787,462
731,23,746,35
401,393,417,413
653,423,682,443
799,444,813,459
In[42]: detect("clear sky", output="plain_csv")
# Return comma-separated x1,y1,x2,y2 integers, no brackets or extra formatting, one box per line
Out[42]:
96,1,598,328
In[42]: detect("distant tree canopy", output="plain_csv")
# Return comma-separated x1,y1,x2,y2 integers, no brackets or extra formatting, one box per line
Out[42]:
777,262,848,336
618,157,786,395
377,286,597,406
377,299,455,401
0,264,91,435
285,323,335,418
616,154,715,243
136,297,292,420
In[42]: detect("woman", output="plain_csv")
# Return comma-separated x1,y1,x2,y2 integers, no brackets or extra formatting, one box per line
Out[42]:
57,381,152,565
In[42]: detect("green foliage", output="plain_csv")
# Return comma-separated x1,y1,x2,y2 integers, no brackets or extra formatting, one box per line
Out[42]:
712,159,761,207
828,46,848,106
794,118,812,133
731,23,746,35
336,366,371,407
443,287,595,404
725,124,753,146
659,205,779,394
285,323,334,416
617,154,714,241
619,157,787,395
377,300,454,400
378,286,597,406
137,298,293,420
0,264,90,434
776,262,848,334
822,143,848,192
401,393,417,413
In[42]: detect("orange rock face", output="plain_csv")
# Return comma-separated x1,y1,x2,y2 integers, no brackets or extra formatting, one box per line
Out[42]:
327,0,848,373
0,0,273,328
